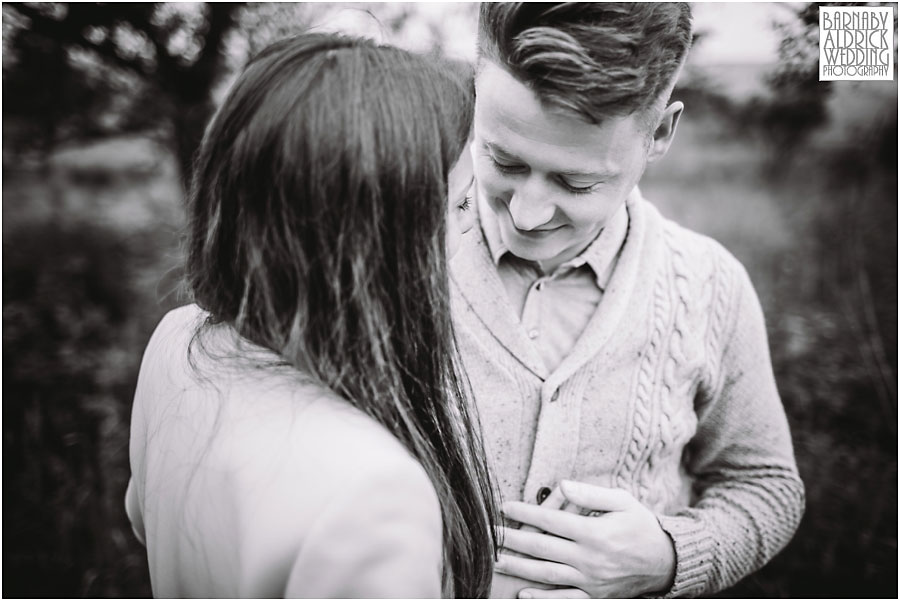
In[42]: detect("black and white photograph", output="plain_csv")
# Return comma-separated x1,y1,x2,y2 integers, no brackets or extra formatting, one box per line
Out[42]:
2,2,897,598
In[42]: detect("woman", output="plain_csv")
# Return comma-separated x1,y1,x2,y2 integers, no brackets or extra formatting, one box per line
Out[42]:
125,33,497,598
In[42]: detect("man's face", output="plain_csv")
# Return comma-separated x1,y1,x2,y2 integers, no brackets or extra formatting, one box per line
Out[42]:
473,61,655,270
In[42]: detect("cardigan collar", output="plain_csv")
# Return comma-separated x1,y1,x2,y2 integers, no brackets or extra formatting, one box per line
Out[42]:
451,186,653,383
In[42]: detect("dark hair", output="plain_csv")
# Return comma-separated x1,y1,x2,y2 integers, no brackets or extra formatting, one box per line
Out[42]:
186,33,497,597
478,2,693,123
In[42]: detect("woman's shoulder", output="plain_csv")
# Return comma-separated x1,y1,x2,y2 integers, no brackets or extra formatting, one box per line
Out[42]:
174,327,439,519
138,303,439,507
236,383,435,496
150,303,209,348
131,305,204,421
139,304,426,470
137,303,208,380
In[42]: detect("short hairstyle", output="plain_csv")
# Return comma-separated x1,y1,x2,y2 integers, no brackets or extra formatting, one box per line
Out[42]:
477,2,693,123
187,33,496,597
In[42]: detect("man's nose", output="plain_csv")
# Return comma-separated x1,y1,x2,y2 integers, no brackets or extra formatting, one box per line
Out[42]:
508,177,554,231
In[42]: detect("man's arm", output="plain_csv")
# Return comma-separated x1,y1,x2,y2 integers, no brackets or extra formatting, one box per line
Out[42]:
652,261,805,597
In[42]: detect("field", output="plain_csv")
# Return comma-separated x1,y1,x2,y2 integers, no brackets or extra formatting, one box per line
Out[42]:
2,77,896,596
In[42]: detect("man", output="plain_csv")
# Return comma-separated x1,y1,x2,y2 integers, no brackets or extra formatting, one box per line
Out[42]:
450,3,805,598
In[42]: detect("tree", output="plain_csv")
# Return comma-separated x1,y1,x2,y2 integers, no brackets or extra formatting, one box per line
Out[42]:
3,2,242,187
752,3,833,170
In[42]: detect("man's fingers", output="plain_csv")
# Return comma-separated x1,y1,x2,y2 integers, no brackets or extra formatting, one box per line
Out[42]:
521,486,567,533
559,480,637,512
502,502,585,540
495,553,583,587
519,587,590,599
500,526,579,564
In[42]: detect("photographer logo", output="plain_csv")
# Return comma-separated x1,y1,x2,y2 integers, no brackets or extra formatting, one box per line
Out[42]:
819,6,894,80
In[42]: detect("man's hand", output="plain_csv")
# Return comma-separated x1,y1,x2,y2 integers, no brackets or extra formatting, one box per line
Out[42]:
496,481,676,599
492,486,569,598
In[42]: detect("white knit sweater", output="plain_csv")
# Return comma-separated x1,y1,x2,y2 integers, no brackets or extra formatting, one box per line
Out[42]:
450,188,805,597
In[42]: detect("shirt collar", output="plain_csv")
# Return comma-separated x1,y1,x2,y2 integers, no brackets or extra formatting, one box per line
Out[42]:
479,189,631,291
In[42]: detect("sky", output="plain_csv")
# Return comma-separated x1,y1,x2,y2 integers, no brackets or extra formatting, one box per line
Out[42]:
691,2,802,65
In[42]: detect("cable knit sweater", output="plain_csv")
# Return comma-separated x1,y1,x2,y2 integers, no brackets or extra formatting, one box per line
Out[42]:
450,188,804,598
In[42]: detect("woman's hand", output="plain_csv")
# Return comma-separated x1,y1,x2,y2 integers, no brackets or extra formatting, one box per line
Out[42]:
496,481,676,599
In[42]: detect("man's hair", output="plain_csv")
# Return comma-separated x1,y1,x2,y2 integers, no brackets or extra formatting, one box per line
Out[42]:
477,2,693,123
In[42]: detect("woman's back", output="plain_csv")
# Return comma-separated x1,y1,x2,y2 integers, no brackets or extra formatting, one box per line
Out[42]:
127,32,497,598
126,305,443,597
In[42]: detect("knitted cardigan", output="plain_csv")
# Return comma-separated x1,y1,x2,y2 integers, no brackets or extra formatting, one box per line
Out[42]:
450,189,805,598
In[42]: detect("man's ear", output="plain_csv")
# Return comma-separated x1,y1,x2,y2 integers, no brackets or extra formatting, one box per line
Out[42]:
647,101,684,164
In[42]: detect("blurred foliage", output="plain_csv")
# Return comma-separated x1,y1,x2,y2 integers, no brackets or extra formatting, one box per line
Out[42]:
3,142,185,596
2,2,477,184
755,3,832,166
3,2,241,184
737,2,898,171
4,220,144,596
2,2,897,598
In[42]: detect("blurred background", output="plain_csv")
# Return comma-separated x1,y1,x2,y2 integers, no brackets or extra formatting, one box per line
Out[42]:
2,2,896,597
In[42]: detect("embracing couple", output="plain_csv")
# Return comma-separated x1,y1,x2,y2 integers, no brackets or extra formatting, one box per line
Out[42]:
125,3,804,598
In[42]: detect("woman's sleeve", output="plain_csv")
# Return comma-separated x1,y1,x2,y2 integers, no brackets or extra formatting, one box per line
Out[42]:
656,260,805,598
124,478,146,546
284,458,445,599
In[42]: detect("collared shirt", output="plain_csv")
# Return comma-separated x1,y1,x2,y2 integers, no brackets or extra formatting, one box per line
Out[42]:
480,197,629,373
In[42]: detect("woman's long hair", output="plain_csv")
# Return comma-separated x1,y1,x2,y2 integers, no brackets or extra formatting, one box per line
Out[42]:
185,33,498,597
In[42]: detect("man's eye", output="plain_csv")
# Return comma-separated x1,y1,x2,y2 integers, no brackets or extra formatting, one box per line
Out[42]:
490,155,526,174
560,179,600,194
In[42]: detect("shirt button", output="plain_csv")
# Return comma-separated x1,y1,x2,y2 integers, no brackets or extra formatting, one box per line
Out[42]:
528,329,539,339
536,486,552,504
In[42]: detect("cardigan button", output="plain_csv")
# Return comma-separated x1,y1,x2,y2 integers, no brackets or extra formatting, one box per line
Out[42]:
536,486,552,504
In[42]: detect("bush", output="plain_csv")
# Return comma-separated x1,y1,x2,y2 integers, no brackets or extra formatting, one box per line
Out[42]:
3,218,154,597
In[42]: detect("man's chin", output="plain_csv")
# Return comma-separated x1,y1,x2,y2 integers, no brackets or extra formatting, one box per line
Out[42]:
499,232,562,264
505,246,558,264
